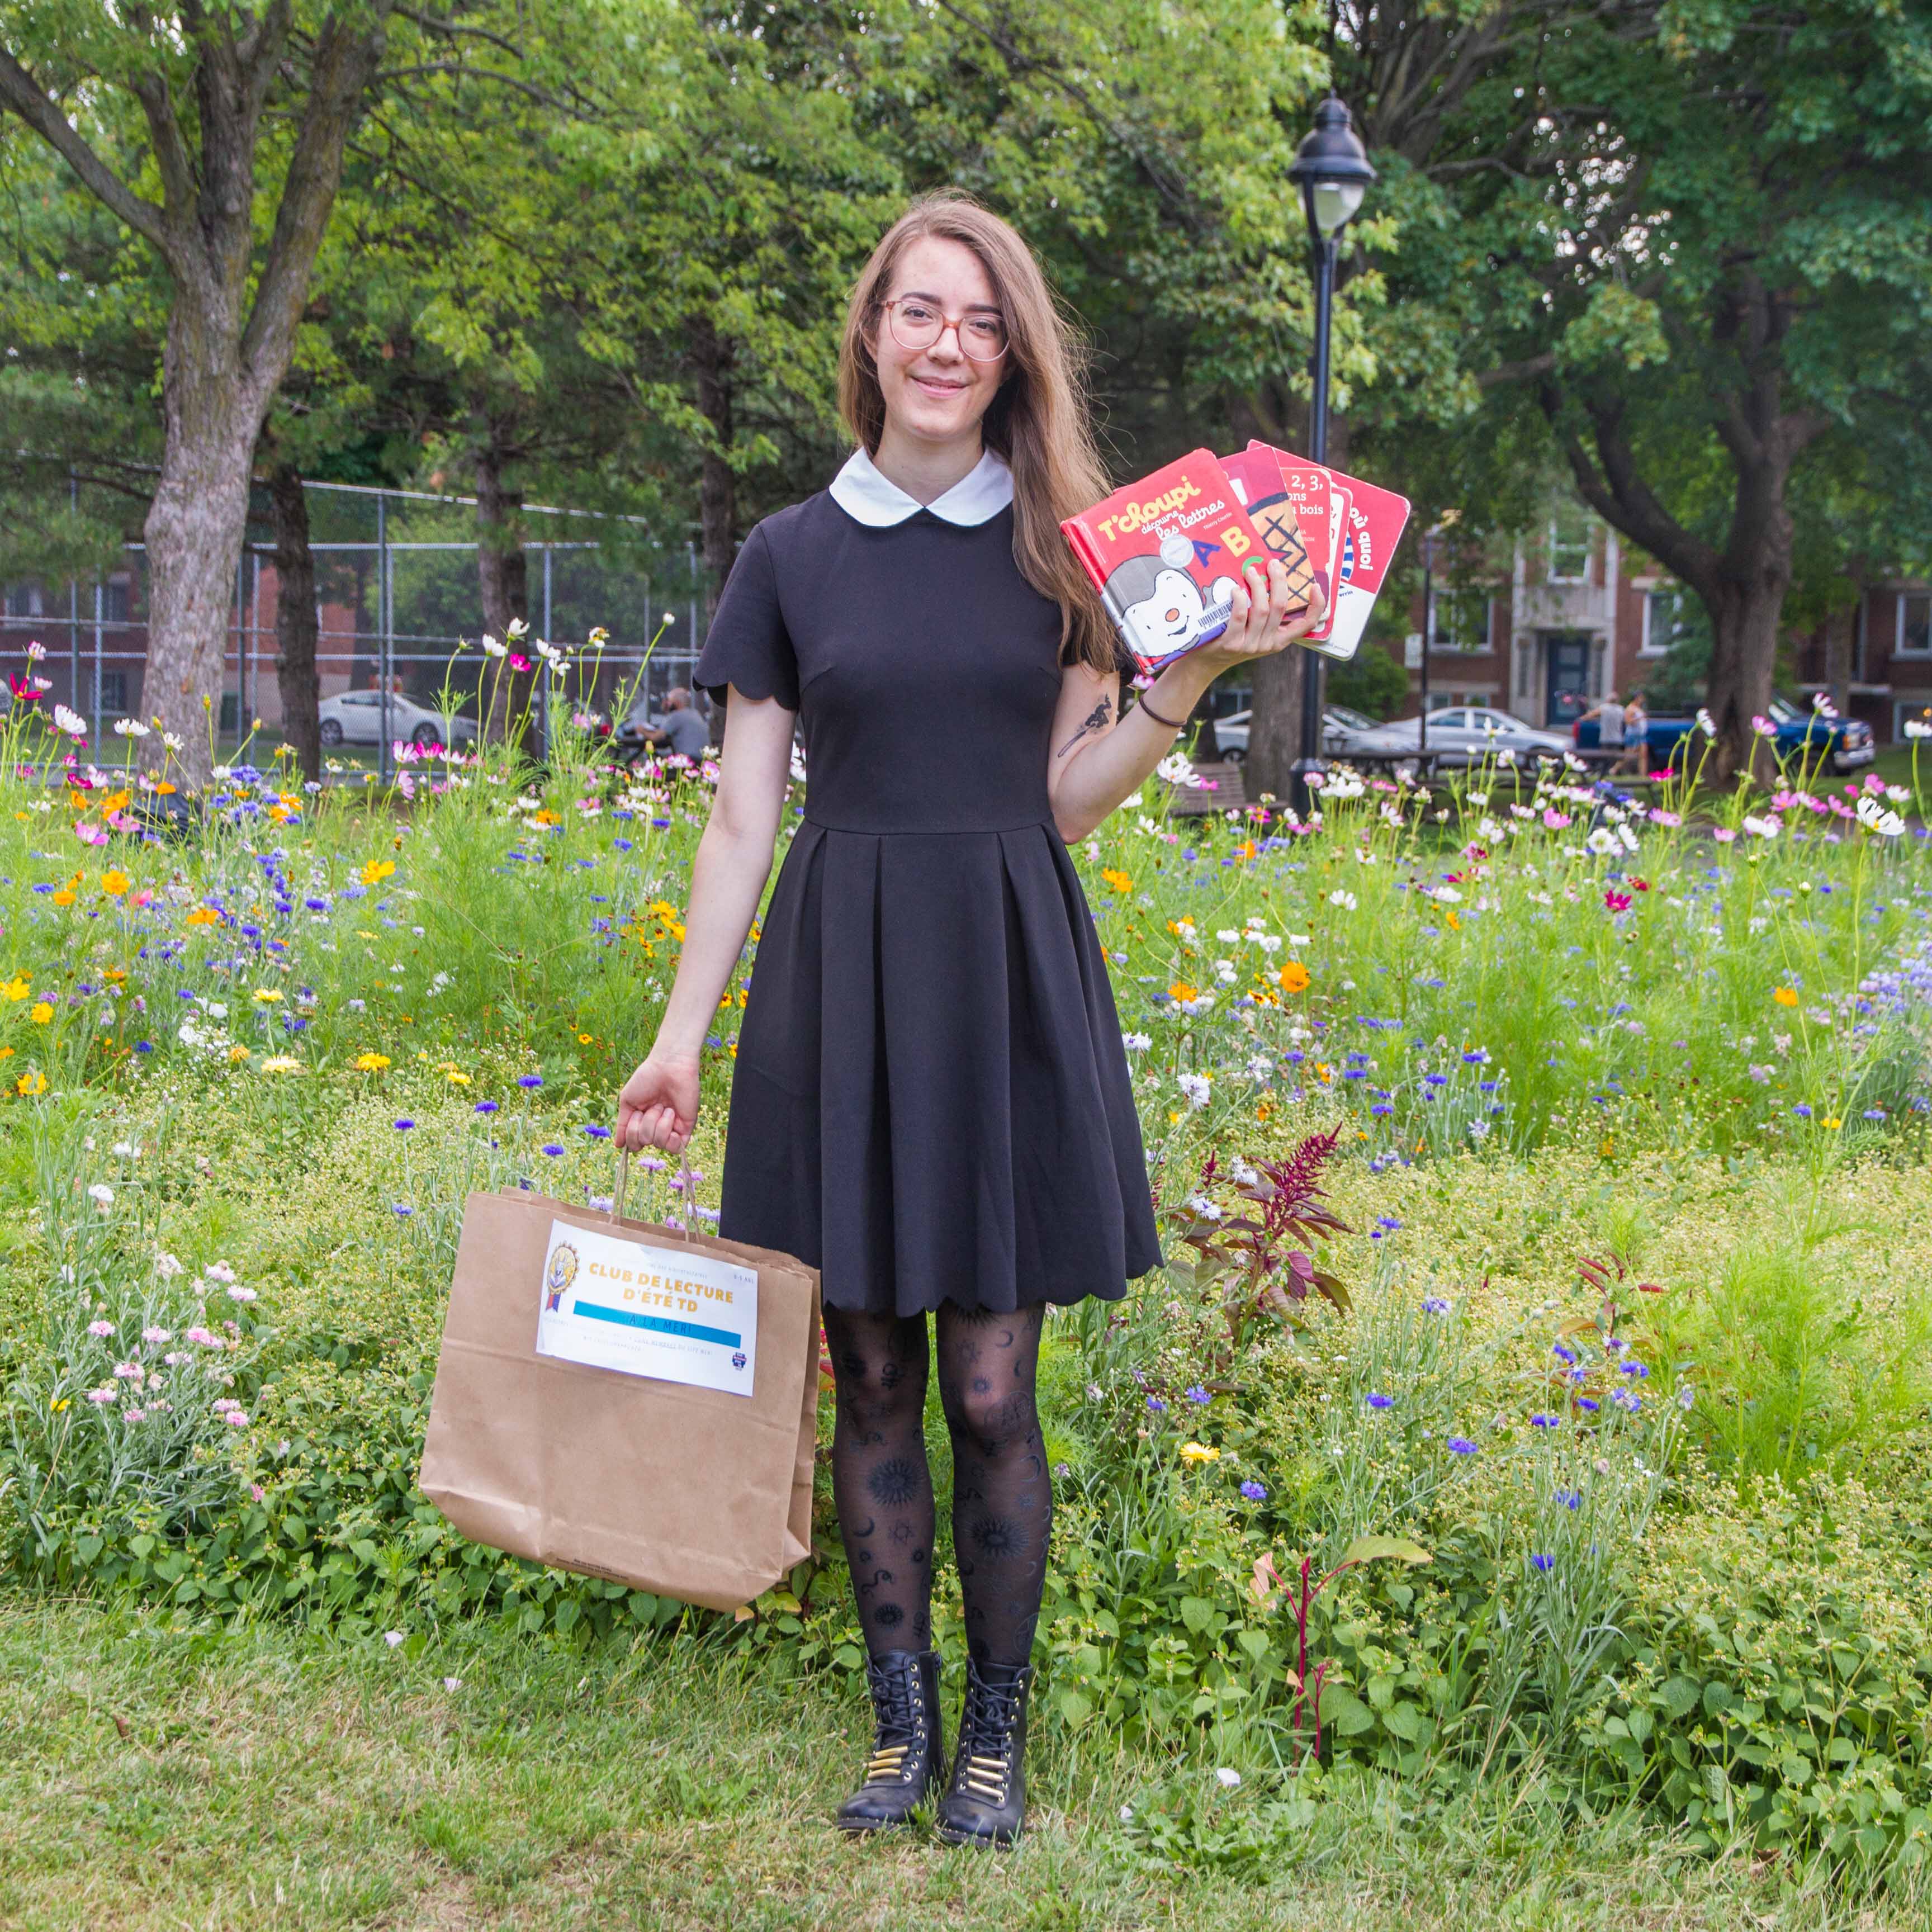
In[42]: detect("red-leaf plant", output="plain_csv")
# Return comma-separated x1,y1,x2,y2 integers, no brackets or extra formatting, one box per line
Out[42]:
1167,1125,1354,1343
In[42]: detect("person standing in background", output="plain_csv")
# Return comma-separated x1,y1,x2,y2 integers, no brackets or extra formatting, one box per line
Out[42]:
1616,690,1649,775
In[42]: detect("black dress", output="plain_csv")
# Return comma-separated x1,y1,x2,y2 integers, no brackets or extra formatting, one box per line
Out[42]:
694,467,1163,1317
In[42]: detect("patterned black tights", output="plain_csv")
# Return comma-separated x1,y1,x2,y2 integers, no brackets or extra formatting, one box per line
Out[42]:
822,1302,1050,1668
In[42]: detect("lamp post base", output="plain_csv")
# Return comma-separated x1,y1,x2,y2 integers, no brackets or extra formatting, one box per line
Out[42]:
1287,754,1328,820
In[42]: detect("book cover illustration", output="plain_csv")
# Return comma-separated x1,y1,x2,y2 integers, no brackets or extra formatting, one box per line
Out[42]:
1246,443,1410,662
1219,447,1317,618
1060,449,1269,676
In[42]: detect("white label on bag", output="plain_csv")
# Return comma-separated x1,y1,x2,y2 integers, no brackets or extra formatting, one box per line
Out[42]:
534,1219,757,1397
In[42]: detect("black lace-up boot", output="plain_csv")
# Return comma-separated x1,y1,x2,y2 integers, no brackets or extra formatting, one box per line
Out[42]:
835,1649,945,1833
934,1656,1033,1846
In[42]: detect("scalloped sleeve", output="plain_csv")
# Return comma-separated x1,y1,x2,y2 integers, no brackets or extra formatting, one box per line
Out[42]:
694,523,799,712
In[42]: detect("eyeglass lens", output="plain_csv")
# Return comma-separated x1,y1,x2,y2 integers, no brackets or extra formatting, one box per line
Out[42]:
887,299,1007,359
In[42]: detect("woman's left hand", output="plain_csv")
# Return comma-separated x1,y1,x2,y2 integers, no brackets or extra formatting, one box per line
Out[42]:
1192,559,1328,674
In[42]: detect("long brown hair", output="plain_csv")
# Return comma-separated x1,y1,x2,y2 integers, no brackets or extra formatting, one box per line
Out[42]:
837,193,1116,675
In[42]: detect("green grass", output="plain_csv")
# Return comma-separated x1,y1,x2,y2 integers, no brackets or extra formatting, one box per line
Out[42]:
7,1595,1910,1931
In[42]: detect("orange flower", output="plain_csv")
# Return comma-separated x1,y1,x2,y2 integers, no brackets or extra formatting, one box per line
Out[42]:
1100,868,1134,894
1168,981,1199,1003
1773,986,1798,1007
51,889,75,907
1277,960,1311,994
186,907,221,926
362,858,396,886
100,870,130,897
15,1070,46,1097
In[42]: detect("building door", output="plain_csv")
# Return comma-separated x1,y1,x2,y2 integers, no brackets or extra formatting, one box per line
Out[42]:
1545,634,1592,728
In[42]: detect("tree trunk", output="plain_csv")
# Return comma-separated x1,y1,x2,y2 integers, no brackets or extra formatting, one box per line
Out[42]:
267,459,321,781
475,433,536,753
140,385,261,792
1703,580,1785,780
1245,645,1309,804
1822,605,1853,721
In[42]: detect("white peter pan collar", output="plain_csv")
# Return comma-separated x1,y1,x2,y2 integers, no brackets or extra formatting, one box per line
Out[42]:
829,446,1015,528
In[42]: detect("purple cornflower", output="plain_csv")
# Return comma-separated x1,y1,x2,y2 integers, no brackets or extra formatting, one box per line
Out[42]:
583,1124,613,1140
1554,1488,1581,1509
1366,1392,1394,1409
1576,1397,1600,1412
1446,1437,1478,1455
1422,1296,1452,1316
1146,1395,1167,1414
1530,1554,1555,1573
541,1143,564,1158
518,1073,544,1090
394,1118,415,1131
1239,1480,1267,1502
1185,1385,1211,1405
475,1100,498,1114
392,1204,414,1217
1530,1413,1559,1429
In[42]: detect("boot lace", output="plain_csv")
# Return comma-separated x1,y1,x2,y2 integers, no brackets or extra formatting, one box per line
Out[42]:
863,1657,927,1787
955,1666,1027,1805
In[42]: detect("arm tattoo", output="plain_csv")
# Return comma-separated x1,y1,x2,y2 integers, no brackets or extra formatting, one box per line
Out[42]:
1055,695,1111,758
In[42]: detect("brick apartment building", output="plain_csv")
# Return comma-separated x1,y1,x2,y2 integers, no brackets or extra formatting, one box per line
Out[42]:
1384,503,1932,745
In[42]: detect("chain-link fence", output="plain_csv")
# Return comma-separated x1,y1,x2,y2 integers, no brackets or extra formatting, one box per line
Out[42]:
1,476,713,779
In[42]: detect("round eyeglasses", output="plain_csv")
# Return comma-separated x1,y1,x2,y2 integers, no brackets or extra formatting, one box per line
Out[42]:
880,296,1008,362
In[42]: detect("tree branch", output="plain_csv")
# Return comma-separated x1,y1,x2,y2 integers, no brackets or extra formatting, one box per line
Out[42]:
0,49,171,257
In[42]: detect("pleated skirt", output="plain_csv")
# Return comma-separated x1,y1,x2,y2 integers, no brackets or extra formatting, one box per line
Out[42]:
714,816,1164,1316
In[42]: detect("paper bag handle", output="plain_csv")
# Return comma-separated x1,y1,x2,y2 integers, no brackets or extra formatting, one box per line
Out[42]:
610,1147,699,1244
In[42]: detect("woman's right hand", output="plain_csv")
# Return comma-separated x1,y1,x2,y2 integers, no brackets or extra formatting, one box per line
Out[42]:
615,1049,701,1156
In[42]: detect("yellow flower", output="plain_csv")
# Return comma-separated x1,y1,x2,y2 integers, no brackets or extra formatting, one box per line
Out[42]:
1277,960,1310,995
1822,1115,1842,1130
354,1052,391,1072
444,1069,472,1086
258,1055,304,1074
1100,868,1134,894
100,869,130,897
186,907,221,926
50,1396,69,1413
1178,1441,1221,1466
228,1045,251,1063
362,858,396,886
51,889,75,907
1445,910,1462,931
252,988,284,1003
578,1031,593,1044
1773,986,1798,1007
1,976,29,1002
15,1071,46,1096
30,1002,54,1025
532,808,560,827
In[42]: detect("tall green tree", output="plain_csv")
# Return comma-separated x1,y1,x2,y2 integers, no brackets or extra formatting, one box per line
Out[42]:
1464,0,1932,770
0,2,396,786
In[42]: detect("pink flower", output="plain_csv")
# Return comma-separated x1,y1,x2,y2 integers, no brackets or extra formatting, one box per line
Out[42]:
1542,809,1571,830
224,1410,249,1427
250,1483,266,1502
1713,827,1738,844
1604,890,1632,912
122,1406,144,1423
87,1319,115,1338
86,1388,114,1405
1647,809,1681,827
112,1360,143,1380
1751,714,1777,738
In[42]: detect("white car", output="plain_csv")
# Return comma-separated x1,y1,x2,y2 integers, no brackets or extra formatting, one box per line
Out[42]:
1349,705,1570,771
1210,705,1382,763
318,690,478,750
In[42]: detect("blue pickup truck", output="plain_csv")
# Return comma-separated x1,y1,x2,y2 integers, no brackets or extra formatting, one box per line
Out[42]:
1574,695,1874,774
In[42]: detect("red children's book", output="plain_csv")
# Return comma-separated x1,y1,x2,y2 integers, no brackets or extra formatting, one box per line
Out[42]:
1246,442,1412,662
1220,448,1317,617
1060,449,1270,676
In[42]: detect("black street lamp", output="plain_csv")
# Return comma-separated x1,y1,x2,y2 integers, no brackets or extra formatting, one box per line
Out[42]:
1287,94,1375,816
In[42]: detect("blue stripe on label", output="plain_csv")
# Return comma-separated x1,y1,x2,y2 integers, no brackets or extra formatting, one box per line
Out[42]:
572,1301,741,1350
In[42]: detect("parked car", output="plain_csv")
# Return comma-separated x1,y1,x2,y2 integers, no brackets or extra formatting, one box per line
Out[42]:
1574,694,1874,773
1347,705,1571,771
1210,705,1385,764
318,690,477,749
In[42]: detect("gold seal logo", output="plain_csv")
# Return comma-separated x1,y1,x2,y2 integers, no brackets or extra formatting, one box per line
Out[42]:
543,1241,579,1313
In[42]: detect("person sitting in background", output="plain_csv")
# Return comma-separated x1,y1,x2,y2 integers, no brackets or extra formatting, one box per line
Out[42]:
1616,691,1649,775
638,686,712,763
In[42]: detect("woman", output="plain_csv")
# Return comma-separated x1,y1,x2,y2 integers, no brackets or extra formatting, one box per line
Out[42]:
615,193,1323,1846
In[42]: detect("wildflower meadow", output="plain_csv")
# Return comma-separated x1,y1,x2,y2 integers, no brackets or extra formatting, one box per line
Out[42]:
5,690,1932,1925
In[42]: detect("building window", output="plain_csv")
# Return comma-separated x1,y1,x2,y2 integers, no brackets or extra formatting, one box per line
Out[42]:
98,670,127,716
1641,590,1684,657
1428,587,1491,652
103,579,132,626
1893,700,1931,744
3,583,45,619
1898,591,1931,659
1547,510,1590,584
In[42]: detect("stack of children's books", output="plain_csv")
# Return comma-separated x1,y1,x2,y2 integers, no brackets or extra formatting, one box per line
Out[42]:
1060,442,1410,678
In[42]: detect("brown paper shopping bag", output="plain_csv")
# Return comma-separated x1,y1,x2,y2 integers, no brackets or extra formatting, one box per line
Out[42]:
419,1157,820,1613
